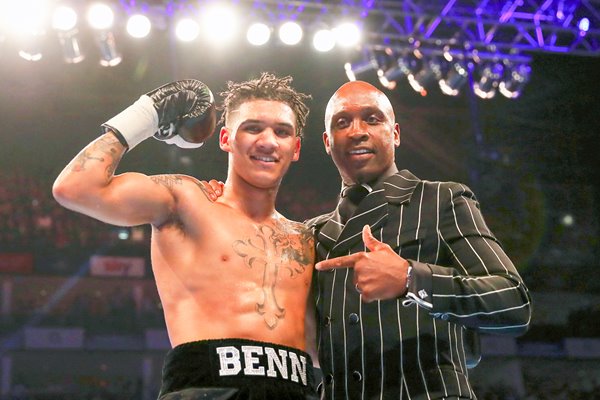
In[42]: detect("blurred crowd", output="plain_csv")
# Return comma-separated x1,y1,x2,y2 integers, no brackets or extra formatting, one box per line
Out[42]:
2,281,164,335
0,170,126,274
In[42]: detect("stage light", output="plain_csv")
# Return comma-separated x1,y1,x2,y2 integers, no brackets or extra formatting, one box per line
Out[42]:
334,22,361,47
52,6,77,32
126,14,151,39
279,21,303,45
247,22,271,46
439,61,468,96
87,3,120,66
578,17,590,33
87,3,115,31
344,52,380,81
3,0,48,35
377,55,405,90
442,45,453,62
18,40,43,61
97,30,121,66
5,0,47,61
377,66,403,90
201,4,238,45
56,30,85,63
175,18,200,42
18,49,42,62
52,6,84,64
397,52,422,75
407,57,442,95
499,63,531,98
313,28,335,52
377,51,421,89
473,63,504,99
561,214,575,227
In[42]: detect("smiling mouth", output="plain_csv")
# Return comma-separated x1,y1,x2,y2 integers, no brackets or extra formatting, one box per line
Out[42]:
348,149,373,156
251,155,278,163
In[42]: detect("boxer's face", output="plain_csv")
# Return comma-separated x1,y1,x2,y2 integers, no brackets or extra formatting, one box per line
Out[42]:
220,99,301,189
323,81,400,185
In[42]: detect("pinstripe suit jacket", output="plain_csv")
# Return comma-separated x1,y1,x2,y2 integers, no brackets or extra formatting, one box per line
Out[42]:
306,169,532,400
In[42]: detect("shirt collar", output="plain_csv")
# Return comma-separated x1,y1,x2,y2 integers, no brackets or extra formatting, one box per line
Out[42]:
339,168,419,206
340,164,398,196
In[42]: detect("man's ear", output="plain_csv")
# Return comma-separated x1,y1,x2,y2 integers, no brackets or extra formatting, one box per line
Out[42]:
292,137,302,162
323,131,331,155
393,123,400,147
219,127,231,152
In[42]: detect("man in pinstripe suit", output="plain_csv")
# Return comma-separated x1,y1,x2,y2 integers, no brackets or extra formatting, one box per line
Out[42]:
307,80,532,400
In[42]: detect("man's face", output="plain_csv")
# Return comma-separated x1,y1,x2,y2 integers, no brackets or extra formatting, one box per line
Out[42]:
220,99,301,189
323,81,400,184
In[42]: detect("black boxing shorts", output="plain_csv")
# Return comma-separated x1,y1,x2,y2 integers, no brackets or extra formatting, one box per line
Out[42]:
158,338,318,400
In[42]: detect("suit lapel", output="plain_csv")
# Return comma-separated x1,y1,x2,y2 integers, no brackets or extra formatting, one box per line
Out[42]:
316,207,344,251
311,170,421,256
331,186,388,254
383,170,420,205
329,170,420,255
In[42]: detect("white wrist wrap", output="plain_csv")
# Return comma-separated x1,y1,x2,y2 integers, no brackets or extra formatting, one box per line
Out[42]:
163,134,204,149
103,95,158,150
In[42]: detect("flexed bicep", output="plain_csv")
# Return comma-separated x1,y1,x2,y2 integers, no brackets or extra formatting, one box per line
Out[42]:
101,172,178,227
53,133,176,227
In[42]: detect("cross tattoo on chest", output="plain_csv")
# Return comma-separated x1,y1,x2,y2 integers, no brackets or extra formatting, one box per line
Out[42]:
232,223,309,329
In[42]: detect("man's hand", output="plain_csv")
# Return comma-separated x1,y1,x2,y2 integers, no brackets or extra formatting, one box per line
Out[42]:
198,179,224,201
315,225,410,302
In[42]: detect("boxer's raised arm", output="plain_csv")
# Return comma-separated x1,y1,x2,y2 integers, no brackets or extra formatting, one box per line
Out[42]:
53,133,176,227
53,79,216,227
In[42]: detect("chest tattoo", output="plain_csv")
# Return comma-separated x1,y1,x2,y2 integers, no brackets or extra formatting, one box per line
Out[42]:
232,222,313,329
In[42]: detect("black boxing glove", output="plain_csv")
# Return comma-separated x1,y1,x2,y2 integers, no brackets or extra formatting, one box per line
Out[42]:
102,79,216,150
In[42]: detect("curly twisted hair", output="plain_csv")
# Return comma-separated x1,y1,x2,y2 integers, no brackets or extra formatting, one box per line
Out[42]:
219,72,311,138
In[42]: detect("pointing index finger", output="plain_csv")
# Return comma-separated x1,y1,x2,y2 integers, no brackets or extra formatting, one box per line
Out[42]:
316,253,361,270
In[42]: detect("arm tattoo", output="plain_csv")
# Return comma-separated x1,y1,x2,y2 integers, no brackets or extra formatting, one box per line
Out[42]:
150,175,183,189
70,134,123,180
194,181,214,201
231,221,314,329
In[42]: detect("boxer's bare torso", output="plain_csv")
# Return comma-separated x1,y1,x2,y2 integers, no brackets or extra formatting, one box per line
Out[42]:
53,97,315,354
150,174,314,349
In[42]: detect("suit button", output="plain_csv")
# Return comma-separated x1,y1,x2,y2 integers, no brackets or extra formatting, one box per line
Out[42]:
324,316,331,326
352,371,362,381
325,374,333,384
348,313,359,324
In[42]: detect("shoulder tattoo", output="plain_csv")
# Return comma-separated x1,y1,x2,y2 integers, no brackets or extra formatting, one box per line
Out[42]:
150,175,183,190
193,181,215,201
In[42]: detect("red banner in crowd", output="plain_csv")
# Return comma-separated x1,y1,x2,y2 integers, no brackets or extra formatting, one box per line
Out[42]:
0,253,34,273
89,255,146,277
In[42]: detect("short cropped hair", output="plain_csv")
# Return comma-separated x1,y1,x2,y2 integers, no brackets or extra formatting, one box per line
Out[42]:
219,72,311,138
